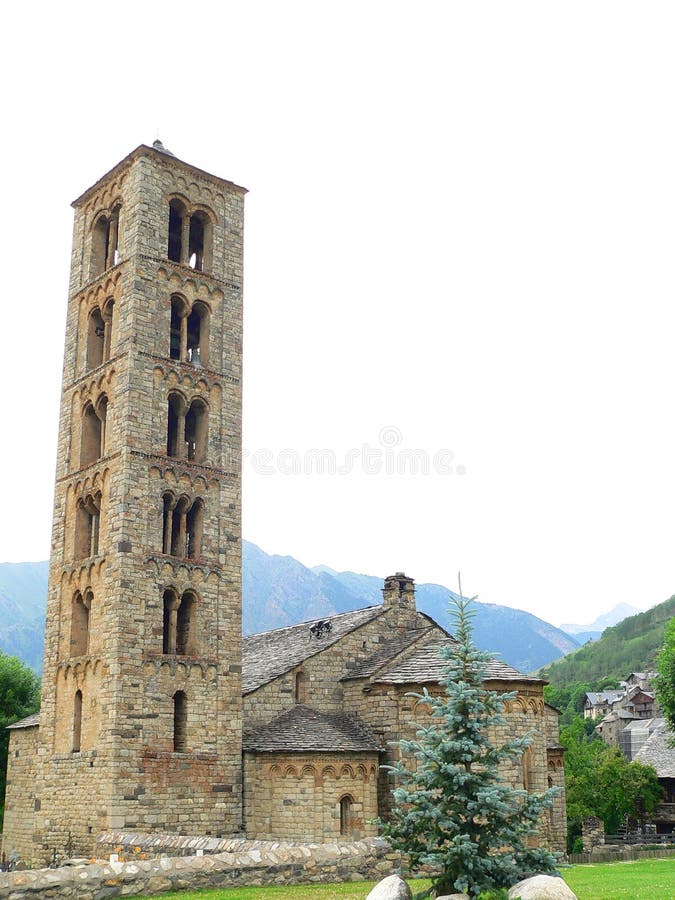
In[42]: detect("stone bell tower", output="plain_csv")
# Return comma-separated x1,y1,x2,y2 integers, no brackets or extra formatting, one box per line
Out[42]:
22,142,245,860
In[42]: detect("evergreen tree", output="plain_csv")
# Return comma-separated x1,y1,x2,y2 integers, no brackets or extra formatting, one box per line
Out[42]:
378,597,559,898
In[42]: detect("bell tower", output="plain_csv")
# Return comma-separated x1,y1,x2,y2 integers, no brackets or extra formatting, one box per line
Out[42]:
32,142,245,857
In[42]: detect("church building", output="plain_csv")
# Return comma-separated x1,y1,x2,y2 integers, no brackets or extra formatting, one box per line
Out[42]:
1,145,566,866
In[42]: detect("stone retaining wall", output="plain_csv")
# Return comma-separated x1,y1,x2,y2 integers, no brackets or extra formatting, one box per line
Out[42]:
0,837,399,899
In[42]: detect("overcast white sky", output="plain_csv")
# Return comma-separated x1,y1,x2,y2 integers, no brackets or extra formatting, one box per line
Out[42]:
2,1,675,627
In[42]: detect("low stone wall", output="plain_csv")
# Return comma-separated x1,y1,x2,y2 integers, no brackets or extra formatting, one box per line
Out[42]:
0,836,399,899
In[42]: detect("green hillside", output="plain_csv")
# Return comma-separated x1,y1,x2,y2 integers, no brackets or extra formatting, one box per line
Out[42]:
539,594,675,688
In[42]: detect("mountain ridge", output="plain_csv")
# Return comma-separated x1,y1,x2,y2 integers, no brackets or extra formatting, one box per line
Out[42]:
2,546,581,674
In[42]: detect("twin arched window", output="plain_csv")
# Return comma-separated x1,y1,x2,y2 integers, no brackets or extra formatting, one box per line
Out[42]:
162,589,197,655
167,394,208,463
168,200,212,272
169,295,210,366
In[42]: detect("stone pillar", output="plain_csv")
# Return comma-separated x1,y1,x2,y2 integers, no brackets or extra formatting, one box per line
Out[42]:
582,816,605,853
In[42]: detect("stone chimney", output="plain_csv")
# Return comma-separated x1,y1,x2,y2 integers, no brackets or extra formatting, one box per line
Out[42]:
382,572,416,609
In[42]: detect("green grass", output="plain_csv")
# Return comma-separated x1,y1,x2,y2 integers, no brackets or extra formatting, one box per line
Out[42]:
135,857,675,899
562,856,675,899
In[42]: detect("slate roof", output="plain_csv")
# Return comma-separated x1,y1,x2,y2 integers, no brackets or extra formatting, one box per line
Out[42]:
585,691,623,705
7,712,40,730
635,720,675,778
341,626,439,681
373,640,545,685
242,605,385,694
243,705,383,753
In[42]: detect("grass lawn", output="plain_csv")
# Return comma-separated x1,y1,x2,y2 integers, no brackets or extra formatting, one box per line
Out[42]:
135,857,675,899
562,856,675,899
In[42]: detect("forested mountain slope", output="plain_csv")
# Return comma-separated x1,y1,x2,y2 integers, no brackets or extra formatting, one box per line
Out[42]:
539,595,675,688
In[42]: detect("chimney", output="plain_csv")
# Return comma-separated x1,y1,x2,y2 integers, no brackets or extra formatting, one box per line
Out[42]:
382,572,416,609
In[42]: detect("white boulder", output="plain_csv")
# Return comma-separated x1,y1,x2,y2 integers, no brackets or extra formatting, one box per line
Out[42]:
508,874,577,899
365,874,413,900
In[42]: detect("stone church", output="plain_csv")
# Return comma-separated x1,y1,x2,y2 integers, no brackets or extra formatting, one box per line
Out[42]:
1,144,566,866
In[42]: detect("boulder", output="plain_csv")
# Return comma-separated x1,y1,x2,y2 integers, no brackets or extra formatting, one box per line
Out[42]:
365,874,413,900
508,874,577,899
436,894,470,899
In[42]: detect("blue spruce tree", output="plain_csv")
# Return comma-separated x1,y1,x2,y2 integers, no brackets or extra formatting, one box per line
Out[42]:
378,596,559,898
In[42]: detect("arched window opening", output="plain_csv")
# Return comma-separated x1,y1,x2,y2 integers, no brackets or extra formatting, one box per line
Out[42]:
163,588,179,654
73,690,83,753
97,395,108,457
173,691,187,752
75,494,101,559
87,308,105,370
185,399,208,463
90,208,120,279
176,592,196,655
162,493,175,554
81,403,102,467
70,591,91,657
167,393,185,457
185,499,203,559
186,302,209,366
168,200,186,263
170,296,184,360
170,496,188,557
339,795,353,836
294,671,307,704
188,213,207,271
91,216,110,279
102,299,115,361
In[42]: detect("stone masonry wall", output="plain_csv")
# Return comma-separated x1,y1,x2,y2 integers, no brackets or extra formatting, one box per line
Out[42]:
243,751,379,842
1,726,41,864
0,837,400,900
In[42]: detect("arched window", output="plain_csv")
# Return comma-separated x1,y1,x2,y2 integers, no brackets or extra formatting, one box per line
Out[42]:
339,795,353,836
294,671,307,704
186,302,209,366
162,588,179,654
163,590,198,656
90,207,120,279
188,212,208,271
167,201,212,272
173,690,187,752
167,394,208,462
86,308,105,370
168,199,187,263
185,398,208,463
185,499,203,559
167,393,186,457
162,494,203,558
176,592,196,655
73,690,83,752
169,295,210,367
101,298,115,361
170,296,185,360
80,397,108,467
70,590,91,657
75,493,101,559
81,403,101,467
